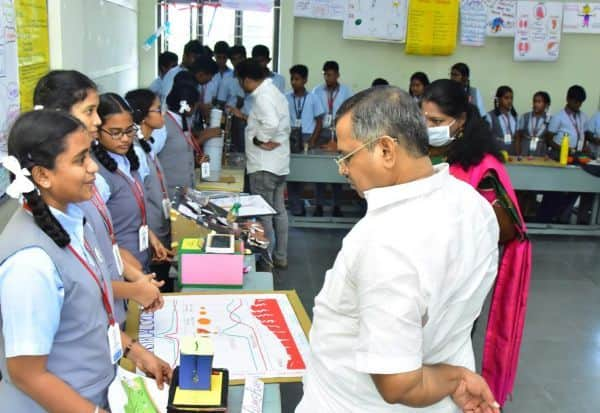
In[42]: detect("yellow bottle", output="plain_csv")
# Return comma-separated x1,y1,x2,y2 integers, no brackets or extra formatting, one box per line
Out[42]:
559,133,570,165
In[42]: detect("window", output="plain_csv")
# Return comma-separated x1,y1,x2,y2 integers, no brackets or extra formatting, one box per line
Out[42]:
158,1,279,70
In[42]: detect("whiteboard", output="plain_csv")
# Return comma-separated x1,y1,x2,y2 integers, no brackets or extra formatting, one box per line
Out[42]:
0,0,20,198
294,0,346,21
343,0,408,43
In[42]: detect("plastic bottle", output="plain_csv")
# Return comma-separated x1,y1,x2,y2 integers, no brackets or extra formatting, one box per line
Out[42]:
559,133,570,165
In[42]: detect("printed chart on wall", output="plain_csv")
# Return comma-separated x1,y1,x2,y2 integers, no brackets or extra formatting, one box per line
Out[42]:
0,0,20,198
405,0,459,55
514,1,562,62
563,2,600,33
343,0,408,43
138,293,310,381
460,0,488,46
294,0,346,20
485,0,517,37
15,0,49,112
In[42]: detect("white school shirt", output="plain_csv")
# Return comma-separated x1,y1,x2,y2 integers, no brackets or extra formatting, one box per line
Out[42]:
205,68,233,104
217,76,244,108
296,164,499,413
312,83,353,118
286,91,325,135
245,78,291,176
548,108,589,149
0,204,96,357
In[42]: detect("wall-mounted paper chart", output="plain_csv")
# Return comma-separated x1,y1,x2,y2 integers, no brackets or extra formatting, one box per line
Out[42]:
405,0,459,55
485,0,517,37
514,1,562,62
343,0,408,43
294,0,346,21
461,0,488,46
563,2,600,33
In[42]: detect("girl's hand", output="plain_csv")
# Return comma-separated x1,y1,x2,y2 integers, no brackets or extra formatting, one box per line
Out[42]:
149,231,171,262
131,274,163,309
129,346,173,390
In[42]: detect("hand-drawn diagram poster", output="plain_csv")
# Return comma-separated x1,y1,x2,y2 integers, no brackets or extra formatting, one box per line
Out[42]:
138,293,311,381
514,2,562,62
486,0,517,37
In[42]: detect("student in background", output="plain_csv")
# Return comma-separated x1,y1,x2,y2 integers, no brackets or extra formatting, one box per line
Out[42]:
149,51,178,102
235,58,290,269
93,93,171,273
486,86,518,154
539,85,590,223
33,70,163,319
585,103,600,158
187,56,219,122
217,45,248,152
371,78,389,86
0,110,171,412
409,71,430,104
160,39,206,106
516,91,551,156
286,64,325,216
159,76,220,198
251,44,285,93
450,62,486,117
312,60,353,217
204,41,233,107
126,89,176,292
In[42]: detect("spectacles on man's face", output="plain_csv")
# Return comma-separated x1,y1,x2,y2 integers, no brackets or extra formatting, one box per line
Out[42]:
334,136,397,168
147,108,162,114
99,125,138,140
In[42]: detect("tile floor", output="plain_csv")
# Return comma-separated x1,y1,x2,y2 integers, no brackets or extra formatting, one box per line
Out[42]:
274,229,600,413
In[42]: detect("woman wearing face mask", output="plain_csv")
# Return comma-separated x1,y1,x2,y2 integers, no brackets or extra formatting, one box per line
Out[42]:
421,79,532,409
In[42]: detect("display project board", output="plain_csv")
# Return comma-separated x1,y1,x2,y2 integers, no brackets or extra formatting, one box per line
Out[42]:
485,0,517,37
514,1,562,62
563,2,600,33
294,0,346,20
343,0,408,43
15,0,49,112
0,0,20,198
129,291,311,384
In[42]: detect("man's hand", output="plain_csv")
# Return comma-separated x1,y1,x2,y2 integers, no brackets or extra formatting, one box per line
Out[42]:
226,106,246,121
260,141,281,151
451,369,500,413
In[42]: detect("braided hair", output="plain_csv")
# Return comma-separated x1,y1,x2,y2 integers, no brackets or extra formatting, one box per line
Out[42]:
493,86,518,118
124,88,157,154
93,93,140,172
8,110,86,247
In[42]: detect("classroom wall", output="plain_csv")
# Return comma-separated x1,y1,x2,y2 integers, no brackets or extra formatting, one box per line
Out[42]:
279,3,600,116
138,0,157,87
48,0,139,94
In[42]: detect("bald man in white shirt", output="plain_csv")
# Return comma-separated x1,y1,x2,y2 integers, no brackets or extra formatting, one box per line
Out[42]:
296,87,501,413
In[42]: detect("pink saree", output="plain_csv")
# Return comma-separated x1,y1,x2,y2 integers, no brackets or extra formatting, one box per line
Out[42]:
450,155,532,407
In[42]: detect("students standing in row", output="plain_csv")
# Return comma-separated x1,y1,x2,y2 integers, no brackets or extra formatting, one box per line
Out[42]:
149,51,178,103
0,110,171,412
159,39,205,106
92,93,171,273
286,64,325,216
33,70,163,316
203,41,234,106
486,86,518,154
312,60,352,217
252,44,285,93
126,89,176,292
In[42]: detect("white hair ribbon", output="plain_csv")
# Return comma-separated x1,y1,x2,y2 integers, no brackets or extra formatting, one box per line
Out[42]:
136,125,145,141
1,155,35,199
179,100,191,114
33,105,44,110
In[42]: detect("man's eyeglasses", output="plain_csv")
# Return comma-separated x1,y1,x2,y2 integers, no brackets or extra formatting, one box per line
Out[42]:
99,125,138,140
334,136,398,168
147,108,162,114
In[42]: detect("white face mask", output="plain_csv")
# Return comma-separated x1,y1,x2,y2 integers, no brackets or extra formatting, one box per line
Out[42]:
427,120,456,147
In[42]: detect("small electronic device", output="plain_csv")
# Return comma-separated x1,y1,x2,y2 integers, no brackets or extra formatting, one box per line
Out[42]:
205,234,235,254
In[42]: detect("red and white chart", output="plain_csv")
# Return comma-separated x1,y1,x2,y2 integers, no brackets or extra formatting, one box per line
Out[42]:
138,293,310,381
